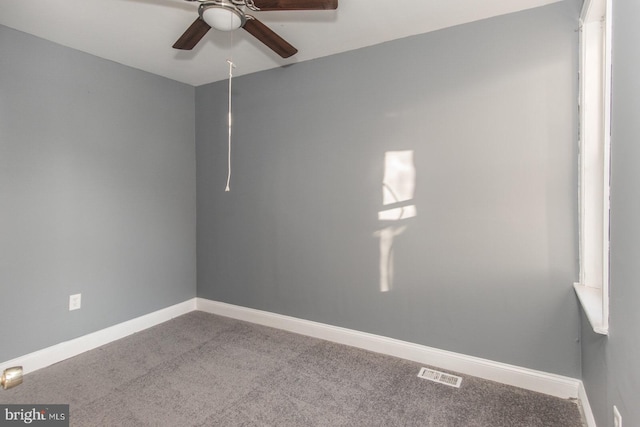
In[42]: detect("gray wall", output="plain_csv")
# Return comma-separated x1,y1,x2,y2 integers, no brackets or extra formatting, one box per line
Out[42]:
581,0,640,425
197,1,582,377
0,26,196,362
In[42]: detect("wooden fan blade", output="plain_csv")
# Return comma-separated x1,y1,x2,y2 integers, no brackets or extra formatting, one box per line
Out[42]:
251,0,337,11
243,18,298,58
173,18,211,50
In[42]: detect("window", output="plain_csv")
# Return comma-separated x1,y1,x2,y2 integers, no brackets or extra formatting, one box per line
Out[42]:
574,0,612,335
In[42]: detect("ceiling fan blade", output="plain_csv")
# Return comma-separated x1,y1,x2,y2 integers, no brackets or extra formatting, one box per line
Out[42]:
173,18,211,50
243,17,298,58
251,0,337,11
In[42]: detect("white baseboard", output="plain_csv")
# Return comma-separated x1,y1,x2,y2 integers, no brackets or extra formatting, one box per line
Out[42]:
0,298,197,375
578,381,598,427
1,296,595,426
196,298,581,399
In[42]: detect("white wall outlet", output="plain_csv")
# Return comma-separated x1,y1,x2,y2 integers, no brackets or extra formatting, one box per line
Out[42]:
69,293,81,311
614,405,622,427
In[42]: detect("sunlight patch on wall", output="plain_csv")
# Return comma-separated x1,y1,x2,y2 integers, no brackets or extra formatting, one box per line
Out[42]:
379,150,417,220
375,150,417,292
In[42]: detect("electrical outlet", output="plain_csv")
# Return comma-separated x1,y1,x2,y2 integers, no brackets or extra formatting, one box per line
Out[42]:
614,405,622,427
69,293,81,311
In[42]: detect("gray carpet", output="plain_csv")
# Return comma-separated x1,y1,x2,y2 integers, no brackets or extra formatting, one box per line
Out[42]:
2,311,585,426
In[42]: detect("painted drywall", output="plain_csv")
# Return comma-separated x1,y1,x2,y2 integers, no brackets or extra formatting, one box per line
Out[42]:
196,1,582,377
0,26,196,362
581,0,640,425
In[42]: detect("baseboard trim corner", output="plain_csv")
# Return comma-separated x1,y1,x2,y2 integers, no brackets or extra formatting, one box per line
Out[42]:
196,298,582,401
0,298,197,375
578,381,598,427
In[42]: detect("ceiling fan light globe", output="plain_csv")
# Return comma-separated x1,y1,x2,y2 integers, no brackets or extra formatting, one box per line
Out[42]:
201,6,245,31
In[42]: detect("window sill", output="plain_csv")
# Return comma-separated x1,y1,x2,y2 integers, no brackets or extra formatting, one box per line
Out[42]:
573,283,608,335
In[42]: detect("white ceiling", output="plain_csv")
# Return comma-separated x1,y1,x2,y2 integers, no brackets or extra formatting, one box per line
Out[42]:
0,0,561,86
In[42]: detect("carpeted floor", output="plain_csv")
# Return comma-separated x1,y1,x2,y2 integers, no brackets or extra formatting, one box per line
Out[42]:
2,311,585,426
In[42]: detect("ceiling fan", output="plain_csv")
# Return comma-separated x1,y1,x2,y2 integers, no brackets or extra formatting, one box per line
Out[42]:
173,0,338,58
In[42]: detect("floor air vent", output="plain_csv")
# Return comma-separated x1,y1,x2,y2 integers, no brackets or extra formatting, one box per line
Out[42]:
417,367,462,388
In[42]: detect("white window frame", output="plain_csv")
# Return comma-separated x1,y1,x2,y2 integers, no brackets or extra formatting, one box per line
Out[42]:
574,0,612,335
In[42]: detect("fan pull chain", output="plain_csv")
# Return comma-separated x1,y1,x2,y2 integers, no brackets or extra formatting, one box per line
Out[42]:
225,59,235,192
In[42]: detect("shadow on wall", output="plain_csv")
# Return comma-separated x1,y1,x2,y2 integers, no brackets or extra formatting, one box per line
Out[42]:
375,150,417,293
